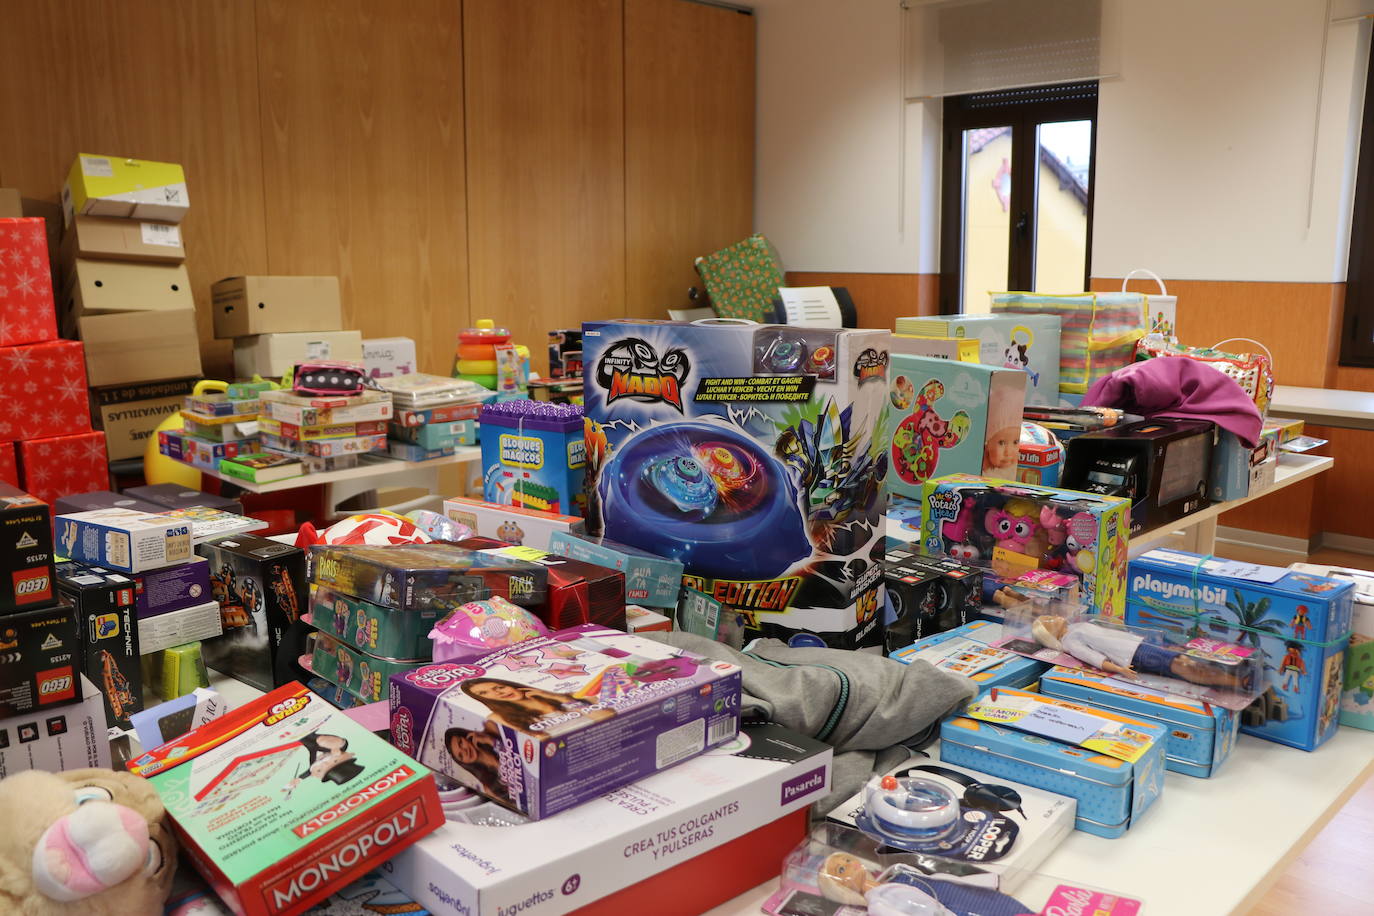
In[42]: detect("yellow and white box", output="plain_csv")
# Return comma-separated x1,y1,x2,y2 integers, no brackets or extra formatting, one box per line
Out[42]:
62,154,189,224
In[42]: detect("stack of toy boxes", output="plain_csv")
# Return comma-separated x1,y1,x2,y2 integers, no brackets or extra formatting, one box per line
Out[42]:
375,373,484,461
1126,548,1354,751
164,384,264,474
479,400,585,515
58,154,202,461
208,275,359,378
255,386,392,473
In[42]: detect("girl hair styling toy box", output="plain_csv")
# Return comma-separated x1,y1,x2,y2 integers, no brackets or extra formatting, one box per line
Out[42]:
129,682,445,916
388,625,742,819
886,354,1027,499
581,319,891,649
919,475,1130,617
1126,549,1354,751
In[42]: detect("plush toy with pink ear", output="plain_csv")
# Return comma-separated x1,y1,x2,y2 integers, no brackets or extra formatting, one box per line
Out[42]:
0,768,176,915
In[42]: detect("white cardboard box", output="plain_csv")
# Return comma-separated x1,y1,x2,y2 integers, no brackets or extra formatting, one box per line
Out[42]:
0,674,109,777
55,508,193,574
386,725,832,916
363,337,418,378
137,600,223,655
232,330,364,379
442,497,585,552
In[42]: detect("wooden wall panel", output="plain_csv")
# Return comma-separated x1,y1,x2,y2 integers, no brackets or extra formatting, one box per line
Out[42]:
464,0,625,375
784,271,939,328
625,0,754,319
256,0,467,378
0,0,269,378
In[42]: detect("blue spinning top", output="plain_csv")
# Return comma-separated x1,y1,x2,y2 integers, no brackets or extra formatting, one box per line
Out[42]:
640,455,719,517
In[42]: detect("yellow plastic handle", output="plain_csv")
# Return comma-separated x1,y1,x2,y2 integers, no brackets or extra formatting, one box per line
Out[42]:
193,379,228,396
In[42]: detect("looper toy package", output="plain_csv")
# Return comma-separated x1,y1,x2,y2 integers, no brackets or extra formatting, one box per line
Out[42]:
130,682,445,916
582,320,891,648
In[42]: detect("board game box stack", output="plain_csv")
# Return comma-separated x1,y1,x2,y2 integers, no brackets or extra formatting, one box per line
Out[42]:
159,379,265,475
255,383,393,475
375,373,486,462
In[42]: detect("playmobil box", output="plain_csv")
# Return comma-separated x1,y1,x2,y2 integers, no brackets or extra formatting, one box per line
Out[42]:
0,599,81,718
940,689,1166,838
388,625,742,819
309,543,547,611
387,722,831,916
56,508,193,574
886,355,1027,499
55,562,143,727
479,400,586,516
196,534,307,692
895,314,1062,406
547,530,684,609
441,496,585,551
452,536,627,631
891,621,1050,694
310,585,439,661
136,555,213,618
919,475,1131,617
0,481,57,611
1040,667,1238,778
1126,549,1354,751
0,673,108,777
130,682,446,916
582,319,891,649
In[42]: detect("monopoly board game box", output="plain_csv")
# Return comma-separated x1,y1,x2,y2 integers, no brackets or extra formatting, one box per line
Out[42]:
581,320,891,648
129,682,445,916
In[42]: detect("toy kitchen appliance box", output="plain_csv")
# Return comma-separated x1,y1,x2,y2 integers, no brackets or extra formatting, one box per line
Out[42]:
581,319,892,649
129,681,445,916
1126,549,1354,751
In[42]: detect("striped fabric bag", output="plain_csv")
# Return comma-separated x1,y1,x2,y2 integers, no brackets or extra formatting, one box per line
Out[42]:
991,292,1147,395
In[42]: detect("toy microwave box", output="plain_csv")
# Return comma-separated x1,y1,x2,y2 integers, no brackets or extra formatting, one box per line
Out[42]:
546,529,684,609
309,543,547,611
442,496,585,551
894,314,1062,406
0,673,109,777
1040,667,1238,778
887,354,1027,499
388,723,831,916
0,481,57,611
891,621,1050,693
919,475,1130,617
1208,426,1279,502
388,625,742,819
1126,549,1353,751
940,688,1166,838
55,507,192,574
581,319,891,649
130,682,446,916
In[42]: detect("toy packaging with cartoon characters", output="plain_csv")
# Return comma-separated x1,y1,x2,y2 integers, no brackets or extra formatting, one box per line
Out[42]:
918,475,1131,617
308,543,548,611
196,534,307,692
130,681,445,916
311,631,424,706
1126,549,1354,751
893,314,1062,406
441,496,586,551
581,319,891,649
886,354,1027,499
309,584,440,662
387,624,742,819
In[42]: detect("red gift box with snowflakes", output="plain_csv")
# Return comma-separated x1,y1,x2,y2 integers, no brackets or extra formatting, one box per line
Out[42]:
0,443,16,488
18,431,107,506
0,339,93,442
0,218,58,346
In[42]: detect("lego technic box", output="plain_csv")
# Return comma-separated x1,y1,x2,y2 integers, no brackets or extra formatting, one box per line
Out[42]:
581,320,891,648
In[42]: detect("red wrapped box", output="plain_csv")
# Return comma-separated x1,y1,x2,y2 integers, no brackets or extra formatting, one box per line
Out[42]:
0,339,92,441
19,431,107,506
0,218,58,345
0,442,15,487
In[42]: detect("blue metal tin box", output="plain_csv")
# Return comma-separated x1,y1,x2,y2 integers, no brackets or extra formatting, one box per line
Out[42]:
891,621,1050,693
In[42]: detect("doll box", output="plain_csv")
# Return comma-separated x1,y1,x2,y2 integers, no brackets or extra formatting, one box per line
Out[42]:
310,585,438,661
56,507,192,574
894,314,1063,406
442,496,585,552
387,722,831,916
130,682,445,916
312,631,424,705
547,530,685,610
387,625,742,820
891,621,1051,693
582,319,891,650
309,543,548,612
939,688,1167,839
887,354,1027,499
1040,667,1238,777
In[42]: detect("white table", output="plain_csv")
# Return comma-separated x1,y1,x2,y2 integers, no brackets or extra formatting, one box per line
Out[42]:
198,448,481,496
1269,384,1374,431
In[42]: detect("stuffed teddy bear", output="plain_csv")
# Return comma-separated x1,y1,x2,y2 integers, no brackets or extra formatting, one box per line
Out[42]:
0,768,176,915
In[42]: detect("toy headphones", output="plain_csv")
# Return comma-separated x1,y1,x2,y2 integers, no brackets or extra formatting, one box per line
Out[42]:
892,764,1026,820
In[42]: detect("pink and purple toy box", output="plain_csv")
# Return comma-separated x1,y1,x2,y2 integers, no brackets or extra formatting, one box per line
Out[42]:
388,625,742,820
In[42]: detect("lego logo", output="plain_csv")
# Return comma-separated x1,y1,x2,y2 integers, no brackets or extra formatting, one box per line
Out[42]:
39,676,71,695
15,577,48,595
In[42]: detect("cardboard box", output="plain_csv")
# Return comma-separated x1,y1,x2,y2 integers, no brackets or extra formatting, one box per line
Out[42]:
309,543,547,611
54,490,163,516
233,330,363,378
63,257,193,320
158,430,260,472
0,481,57,611
0,188,20,218
882,540,984,650
137,600,223,655
197,534,306,692
62,154,189,223
0,339,92,442
211,276,343,339
130,682,446,916
259,388,391,427
0,600,81,718
55,563,143,727
388,723,832,916
442,497,585,553
0,442,16,487
310,585,439,662
546,531,683,610
19,432,109,508
389,418,477,450
362,336,417,378
90,378,198,460
383,440,453,463
1209,427,1279,502
135,555,213,618
77,309,202,387
64,214,185,263
890,620,1051,693
894,314,1062,406
453,536,627,631
55,508,192,574
125,483,243,516
0,673,109,777
0,217,58,346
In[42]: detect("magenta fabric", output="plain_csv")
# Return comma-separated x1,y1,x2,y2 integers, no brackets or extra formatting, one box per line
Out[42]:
1082,358,1263,446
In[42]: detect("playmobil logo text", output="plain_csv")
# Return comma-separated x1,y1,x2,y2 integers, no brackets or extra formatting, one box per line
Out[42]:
781,766,827,805
596,337,690,412
270,802,424,908
1131,573,1226,606
293,766,416,836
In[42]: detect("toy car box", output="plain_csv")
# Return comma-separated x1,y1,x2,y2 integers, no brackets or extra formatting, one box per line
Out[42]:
62,153,189,223
309,544,547,612
940,688,1166,838
1040,666,1238,778
0,481,57,611
887,354,1027,498
479,400,586,516
582,319,891,649
919,475,1131,617
136,555,213,618
0,673,108,777
55,562,143,727
0,599,81,718
130,682,445,916
310,585,438,661
453,536,627,631
894,314,1062,406
196,534,307,692
388,625,742,819
1126,548,1354,751
56,508,193,574
891,621,1050,694
441,497,585,551
547,530,684,609
882,539,984,649
1208,426,1279,502
312,632,423,705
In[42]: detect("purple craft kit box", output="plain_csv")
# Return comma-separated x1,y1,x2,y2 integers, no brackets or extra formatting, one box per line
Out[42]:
388,624,742,820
